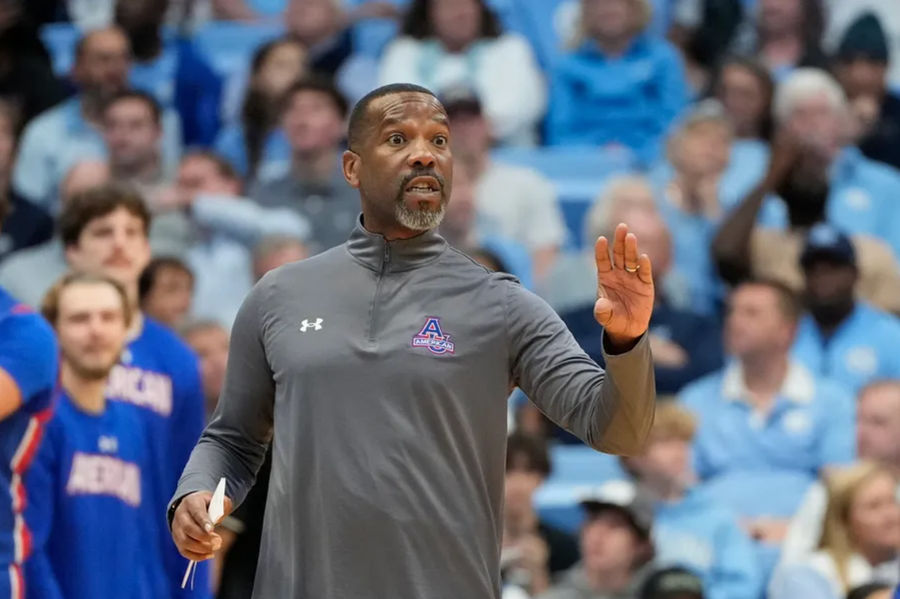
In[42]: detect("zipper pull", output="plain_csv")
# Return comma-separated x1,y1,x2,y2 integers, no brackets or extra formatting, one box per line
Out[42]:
383,244,391,264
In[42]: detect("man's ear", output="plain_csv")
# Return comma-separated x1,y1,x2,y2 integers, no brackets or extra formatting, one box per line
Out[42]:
342,150,360,189
64,243,79,269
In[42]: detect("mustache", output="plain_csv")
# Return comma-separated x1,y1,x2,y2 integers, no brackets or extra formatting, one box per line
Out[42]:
399,168,446,191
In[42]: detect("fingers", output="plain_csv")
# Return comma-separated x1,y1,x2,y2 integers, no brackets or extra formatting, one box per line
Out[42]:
594,235,611,273
172,492,223,559
612,223,627,270
637,253,653,285
624,231,639,271
186,494,215,533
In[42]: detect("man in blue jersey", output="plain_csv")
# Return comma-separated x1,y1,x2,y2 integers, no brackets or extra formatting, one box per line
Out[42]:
0,188,59,599
26,272,167,599
58,184,207,597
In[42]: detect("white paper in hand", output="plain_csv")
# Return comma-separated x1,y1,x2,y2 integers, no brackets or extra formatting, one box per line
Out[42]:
181,477,227,589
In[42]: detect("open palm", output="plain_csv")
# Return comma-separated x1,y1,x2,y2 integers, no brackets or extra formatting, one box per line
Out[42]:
594,223,655,349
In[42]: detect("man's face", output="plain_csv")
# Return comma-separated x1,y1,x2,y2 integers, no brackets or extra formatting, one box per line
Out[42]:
344,92,452,233
803,259,857,314
286,0,339,44
631,436,692,487
725,285,794,358
759,0,802,35
583,0,633,41
448,110,490,162
581,509,644,574
103,99,161,171
74,29,130,99
142,265,193,328
835,58,888,101
857,386,900,465
785,93,845,160
430,0,482,50
66,207,152,288
282,90,345,156
504,454,545,518
185,325,229,408
56,282,128,380
177,156,241,199
673,122,731,179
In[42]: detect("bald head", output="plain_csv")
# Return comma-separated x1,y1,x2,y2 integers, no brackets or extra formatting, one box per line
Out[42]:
62,161,112,205
73,27,130,97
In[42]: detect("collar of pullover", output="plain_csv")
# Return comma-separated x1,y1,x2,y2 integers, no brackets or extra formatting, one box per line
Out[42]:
346,215,448,273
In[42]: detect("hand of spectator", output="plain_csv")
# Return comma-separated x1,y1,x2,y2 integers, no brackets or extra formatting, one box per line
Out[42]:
594,223,654,352
153,185,193,212
763,131,803,192
744,517,789,544
171,491,234,561
649,334,688,368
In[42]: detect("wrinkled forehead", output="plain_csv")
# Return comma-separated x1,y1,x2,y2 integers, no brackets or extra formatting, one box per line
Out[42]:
370,92,449,130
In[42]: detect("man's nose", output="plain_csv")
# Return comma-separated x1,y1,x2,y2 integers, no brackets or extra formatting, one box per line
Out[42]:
407,138,436,168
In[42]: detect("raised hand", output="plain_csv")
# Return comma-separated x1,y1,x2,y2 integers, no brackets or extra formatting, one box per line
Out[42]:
594,223,654,352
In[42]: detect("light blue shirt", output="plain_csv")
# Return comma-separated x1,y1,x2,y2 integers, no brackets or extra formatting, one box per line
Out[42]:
792,303,900,395
824,147,900,258
654,488,764,599
212,123,291,179
546,34,688,165
679,361,854,481
12,97,183,211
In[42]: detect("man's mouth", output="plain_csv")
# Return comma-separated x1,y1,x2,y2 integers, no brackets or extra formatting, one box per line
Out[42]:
405,176,441,194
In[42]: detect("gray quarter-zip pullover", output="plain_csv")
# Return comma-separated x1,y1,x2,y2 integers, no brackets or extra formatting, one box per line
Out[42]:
172,218,655,599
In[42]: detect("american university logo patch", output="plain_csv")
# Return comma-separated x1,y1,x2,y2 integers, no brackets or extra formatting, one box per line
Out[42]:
412,317,455,355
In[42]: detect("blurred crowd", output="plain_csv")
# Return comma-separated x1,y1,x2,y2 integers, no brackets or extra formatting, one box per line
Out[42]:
1,0,900,598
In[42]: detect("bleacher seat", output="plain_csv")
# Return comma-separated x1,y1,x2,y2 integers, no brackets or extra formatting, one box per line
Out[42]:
191,21,284,79
533,445,627,534
40,23,80,77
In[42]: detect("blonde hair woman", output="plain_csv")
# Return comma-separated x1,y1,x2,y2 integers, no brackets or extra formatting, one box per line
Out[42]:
771,462,900,599
546,0,688,164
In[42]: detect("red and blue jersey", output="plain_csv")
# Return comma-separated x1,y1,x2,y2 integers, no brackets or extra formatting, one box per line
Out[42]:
24,392,168,599
0,287,57,599
105,316,208,598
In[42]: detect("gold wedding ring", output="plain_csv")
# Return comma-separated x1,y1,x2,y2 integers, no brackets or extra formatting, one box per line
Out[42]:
625,265,640,273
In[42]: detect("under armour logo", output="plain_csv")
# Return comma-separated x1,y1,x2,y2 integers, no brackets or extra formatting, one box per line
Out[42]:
300,318,324,332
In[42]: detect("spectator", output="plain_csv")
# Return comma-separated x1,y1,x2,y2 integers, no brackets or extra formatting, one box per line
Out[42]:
679,280,854,540
791,224,900,394
639,567,704,599
180,319,228,419
546,0,688,163
139,256,194,329
102,90,170,200
438,157,533,286
822,0,900,91
12,27,129,210
539,480,656,599
250,78,359,252
668,0,743,95
712,55,775,141
622,403,763,599
770,462,900,599
0,160,112,307
780,381,900,567
0,175,58,599
252,234,309,280
115,0,222,146
159,151,309,326
730,0,828,79
713,130,900,314
776,69,900,256
214,37,307,179
379,0,545,146
561,207,723,395
60,183,208,597
503,432,580,589
0,100,53,262
444,87,565,281
285,0,353,78
833,13,900,171
27,272,168,599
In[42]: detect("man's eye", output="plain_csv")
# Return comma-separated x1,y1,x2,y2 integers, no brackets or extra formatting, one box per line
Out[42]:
434,135,448,147
388,134,405,145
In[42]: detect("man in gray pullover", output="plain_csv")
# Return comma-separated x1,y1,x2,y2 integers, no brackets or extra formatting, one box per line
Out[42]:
168,83,657,599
